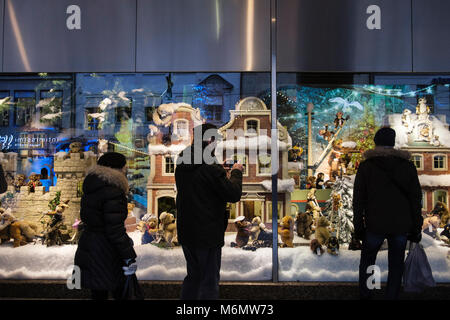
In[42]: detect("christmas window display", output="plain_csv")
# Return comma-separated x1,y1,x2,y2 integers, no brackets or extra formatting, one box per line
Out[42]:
0,73,449,284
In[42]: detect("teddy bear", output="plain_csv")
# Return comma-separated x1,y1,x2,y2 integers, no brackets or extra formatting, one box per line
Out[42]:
422,208,441,238
0,208,39,247
137,214,159,245
231,216,251,248
315,216,331,246
306,176,316,189
306,188,322,226
278,215,294,248
42,200,71,246
158,211,178,246
440,224,450,245
27,173,42,193
64,142,84,159
295,211,313,240
310,239,324,255
431,201,450,228
14,174,26,192
326,235,339,256
249,216,265,241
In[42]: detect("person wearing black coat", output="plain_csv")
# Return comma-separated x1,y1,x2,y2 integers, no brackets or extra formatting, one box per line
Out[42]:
74,152,137,300
353,127,423,300
175,123,243,300
0,164,7,194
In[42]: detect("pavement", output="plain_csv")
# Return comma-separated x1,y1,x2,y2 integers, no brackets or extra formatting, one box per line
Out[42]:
0,280,449,300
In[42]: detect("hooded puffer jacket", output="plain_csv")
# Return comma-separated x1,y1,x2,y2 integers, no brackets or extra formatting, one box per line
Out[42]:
74,165,136,291
353,147,423,236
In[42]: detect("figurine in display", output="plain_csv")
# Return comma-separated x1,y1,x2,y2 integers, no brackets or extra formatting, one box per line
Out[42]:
288,145,303,162
158,211,178,247
231,216,251,248
249,216,265,241
137,214,159,245
295,211,313,240
310,239,324,256
27,173,42,193
13,174,26,192
306,188,322,225
422,210,441,239
0,208,39,247
69,219,84,245
41,200,71,246
430,201,449,228
316,172,325,189
401,109,413,133
326,235,339,255
315,216,331,246
416,97,431,121
278,215,294,248
319,124,334,142
440,224,450,245
248,216,272,248
334,112,349,130
64,141,84,159
328,139,344,181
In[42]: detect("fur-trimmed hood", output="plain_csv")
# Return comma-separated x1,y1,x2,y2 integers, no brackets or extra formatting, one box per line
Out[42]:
363,146,411,161
85,165,129,194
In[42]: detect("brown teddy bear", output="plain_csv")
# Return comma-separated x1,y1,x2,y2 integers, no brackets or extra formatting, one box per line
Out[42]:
306,176,316,189
249,216,266,242
158,211,178,246
27,173,42,193
64,142,84,159
315,216,331,246
0,208,39,247
431,202,449,228
278,215,294,248
310,239,324,255
232,216,251,248
14,174,27,192
295,211,313,240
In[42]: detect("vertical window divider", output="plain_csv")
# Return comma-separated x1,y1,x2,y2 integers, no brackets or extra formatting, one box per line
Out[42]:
271,0,278,283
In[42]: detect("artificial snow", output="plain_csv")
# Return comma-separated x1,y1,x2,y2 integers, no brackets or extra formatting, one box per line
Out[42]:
342,141,357,149
261,179,295,193
418,174,450,187
0,232,448,282
215,135,291,152
147,144,188,156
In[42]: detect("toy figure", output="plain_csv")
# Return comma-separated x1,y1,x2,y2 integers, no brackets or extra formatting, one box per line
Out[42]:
319,124,334,142
310,239,324,255
13,174,26,192
158,211,178,246
295,211,313,240
27,173,42,193
416,97,431,121
326,235,339,255
316,173,325,189
306,188,322,226
306,176,316,189
231,216,251,248
41,200,71,246
0,208,39,247
334,112,349,130
64,142,84,159
137,214,159,245
288,145,303,162
278,216,294,248
315,216,331,246
430,201,449,228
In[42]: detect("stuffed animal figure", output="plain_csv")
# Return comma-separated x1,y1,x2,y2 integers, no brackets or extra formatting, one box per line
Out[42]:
306,188,322,225
0,208,39,247
278,215,294,248
249,216,267,241
138,214,159,245
14,174,26,192
431,202,450,228
27,173,42,193
422,212,441,238
64,142,84,159
158,211,178,246
295,211,313,240
326,236,339,255
310,239,324,255
42,200,71,246
440,224,450,245
306,176,316,189
231,216,251,248
315,216,331,246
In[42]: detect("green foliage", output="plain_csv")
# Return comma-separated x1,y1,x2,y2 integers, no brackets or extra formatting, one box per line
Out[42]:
48,191,61,211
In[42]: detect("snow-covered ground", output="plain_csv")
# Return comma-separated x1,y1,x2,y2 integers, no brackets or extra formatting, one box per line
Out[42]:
0,231,449,282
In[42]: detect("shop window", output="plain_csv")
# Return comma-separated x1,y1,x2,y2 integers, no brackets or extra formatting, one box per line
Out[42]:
14,91,35,127
433,154,447,170
163,156,175,175
411,154,423,170
0,91,10,127
434,190,448,206
245,119,259,136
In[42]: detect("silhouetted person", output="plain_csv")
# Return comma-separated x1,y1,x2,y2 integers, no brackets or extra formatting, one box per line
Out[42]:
0,164,7,194
353,127,423,300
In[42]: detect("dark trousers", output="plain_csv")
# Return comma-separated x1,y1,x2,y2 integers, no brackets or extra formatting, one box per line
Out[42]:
91,288,122,300
359,231,407,300
181,245,222,300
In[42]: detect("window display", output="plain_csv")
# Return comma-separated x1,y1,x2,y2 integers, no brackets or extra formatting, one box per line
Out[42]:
0,73,449,284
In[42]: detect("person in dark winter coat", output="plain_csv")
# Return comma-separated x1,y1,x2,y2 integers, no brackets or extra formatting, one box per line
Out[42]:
0,164,7,194
175,123,243,300
353,127,423,300
74,152,137,300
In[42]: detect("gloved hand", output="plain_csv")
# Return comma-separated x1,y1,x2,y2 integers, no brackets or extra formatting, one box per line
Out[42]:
123,258,137,276
354,228,365,242
407,231,422,243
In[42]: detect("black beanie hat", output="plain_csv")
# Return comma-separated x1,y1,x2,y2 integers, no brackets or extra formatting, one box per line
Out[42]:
97,152,127,169
374,127,396,147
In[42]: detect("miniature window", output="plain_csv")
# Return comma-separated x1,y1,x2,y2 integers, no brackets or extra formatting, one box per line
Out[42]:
411,154,423,170
14,91,35,127
258,154,271,175
434,190,448,206
85,107,100,131
433,154,447,170
164,156,175,174
173,119,189,139
39,90,63,128
0,91,10,127
245,119,258,135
